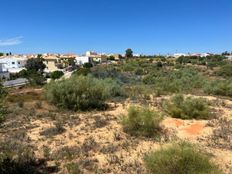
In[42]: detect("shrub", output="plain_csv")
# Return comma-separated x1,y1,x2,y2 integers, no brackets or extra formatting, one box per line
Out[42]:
50,71,64,80
126,85,153,100
143,68,205,93
122,106,163,137
164,94,212,120
73,68,91,76
217,64,232,78
83,63,93,69
91,65,129,83
204,80,232,97
45,75,124,111
144,142,222,174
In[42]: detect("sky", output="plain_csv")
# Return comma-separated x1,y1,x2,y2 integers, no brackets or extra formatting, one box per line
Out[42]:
0,0,231,55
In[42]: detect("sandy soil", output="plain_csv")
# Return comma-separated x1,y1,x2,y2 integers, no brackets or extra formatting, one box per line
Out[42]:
1,89,232,174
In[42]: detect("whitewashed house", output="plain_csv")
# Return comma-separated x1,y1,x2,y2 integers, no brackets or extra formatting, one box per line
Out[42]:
75,56,91,65
0,57,27,73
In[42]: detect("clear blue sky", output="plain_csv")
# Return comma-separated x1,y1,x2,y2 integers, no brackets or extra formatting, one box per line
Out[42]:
0,0,231,55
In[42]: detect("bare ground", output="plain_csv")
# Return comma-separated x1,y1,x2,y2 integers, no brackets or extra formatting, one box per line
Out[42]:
0,88,232,174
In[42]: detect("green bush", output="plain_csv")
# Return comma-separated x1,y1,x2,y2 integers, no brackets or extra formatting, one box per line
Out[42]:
217,64,232,78
45,75,124,111
91,65,129,83
144,142,222,174
164,94,212,120
73,68,91,76
50,71,64,80
122,106,163,137
143,68,205,94
204,80,232,97
83,63,93,68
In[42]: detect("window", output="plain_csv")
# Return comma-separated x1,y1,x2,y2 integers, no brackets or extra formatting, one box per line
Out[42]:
12,62,15,65
18,62,21,64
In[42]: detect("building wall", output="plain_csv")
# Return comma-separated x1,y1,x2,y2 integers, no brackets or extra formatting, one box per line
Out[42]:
0,72,10,80
43,60,59,72
0,57,27,71
75,56,90,65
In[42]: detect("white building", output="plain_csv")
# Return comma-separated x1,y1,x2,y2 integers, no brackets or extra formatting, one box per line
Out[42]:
75,56,91,65
0,63,10,80
173,53,187,58
226,55,232,61
0,57,27,73
86,51,98,57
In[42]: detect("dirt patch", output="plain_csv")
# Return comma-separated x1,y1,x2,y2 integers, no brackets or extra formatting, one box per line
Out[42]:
182,122,204,136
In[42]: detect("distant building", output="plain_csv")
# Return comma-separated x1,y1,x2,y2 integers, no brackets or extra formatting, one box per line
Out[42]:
226,55,232,61
86,51,98,57
113,54,122,60
43,56,59,72
133,53,141,57
0,63,10,80
75,56,91,65
173,53,187,58
85,51,107,63
0,56,27,73
60,53,77,59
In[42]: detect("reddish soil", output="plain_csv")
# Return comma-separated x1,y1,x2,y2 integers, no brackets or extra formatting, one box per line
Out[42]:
182,123,204,136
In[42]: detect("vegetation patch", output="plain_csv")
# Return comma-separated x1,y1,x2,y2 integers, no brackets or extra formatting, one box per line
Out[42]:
122,106,163,137
50,71,64,80
65,162,82,174
45,75,125,111
164,94,212,120
143,68,205,94
217,64,232,78
144,142,222,174
204,80,232,97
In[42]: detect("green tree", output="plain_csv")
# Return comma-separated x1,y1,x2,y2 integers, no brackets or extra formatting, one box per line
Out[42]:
125,48,133,58
0,53,4,57
25,58,46,73
37,54,43,58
